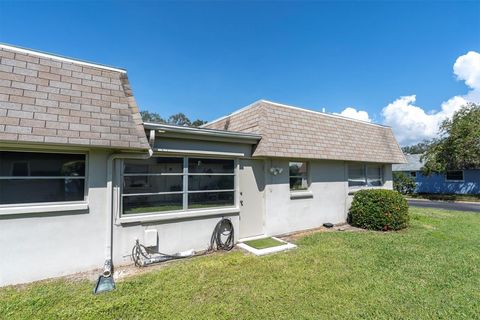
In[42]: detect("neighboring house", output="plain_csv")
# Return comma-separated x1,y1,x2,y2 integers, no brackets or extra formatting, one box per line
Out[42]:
393,154,480,194
0,44,406,286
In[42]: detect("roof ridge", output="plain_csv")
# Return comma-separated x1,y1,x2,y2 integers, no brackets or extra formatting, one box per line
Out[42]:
0,43,126,73
205,99,391,129
259,99,390,128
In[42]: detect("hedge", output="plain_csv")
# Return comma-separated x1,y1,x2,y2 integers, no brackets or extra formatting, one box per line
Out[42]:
349,189,409,231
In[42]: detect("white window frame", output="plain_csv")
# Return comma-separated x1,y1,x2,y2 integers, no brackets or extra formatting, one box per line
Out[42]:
445,170,464,182
0,149,89,215
119,155,238,218
348,163,384,188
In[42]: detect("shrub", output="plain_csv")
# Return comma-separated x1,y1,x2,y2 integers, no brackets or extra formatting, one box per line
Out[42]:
349,189,409,231
393,172,416,194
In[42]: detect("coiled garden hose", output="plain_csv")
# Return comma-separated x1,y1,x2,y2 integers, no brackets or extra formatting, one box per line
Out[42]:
131,217,235,267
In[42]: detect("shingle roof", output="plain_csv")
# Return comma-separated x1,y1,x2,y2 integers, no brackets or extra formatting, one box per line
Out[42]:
392,154,423,171
204,100,407,164
0,44,150,150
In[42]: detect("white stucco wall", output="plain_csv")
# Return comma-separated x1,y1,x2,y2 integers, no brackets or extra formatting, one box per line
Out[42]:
0,149,110,286
112,214,239,265
263,159,348,236
262,160,394,236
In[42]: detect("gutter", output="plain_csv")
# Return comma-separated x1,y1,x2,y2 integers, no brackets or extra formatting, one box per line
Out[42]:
103,147,153,277
143,122,262,144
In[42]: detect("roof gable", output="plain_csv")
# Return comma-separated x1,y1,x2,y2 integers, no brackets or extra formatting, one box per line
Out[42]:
204,100,406,164
0,44,150,150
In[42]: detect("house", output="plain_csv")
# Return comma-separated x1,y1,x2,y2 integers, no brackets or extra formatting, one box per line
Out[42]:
0,44,406,286
393,154,480,195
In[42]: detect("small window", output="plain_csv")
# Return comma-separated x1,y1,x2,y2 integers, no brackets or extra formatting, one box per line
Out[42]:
289,162,308,191
348,163,384,187
445,170,464,181
410,171,417,178
0,151,86,205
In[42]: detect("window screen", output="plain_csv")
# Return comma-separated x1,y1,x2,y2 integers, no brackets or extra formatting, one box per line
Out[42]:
0,151,86,205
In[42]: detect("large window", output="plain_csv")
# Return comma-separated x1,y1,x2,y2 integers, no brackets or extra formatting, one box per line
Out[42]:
0,151,86,205
289,161,308,191
122,157,235,215
348,164,384,187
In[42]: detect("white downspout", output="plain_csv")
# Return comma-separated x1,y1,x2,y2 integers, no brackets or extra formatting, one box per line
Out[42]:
103,133,154,277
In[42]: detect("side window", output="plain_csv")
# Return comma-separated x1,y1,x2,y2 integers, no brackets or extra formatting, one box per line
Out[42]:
445,170,464,181
348,164,365,187
367,165,383,186
289,162,308,191
348,163,384,187
0,151,86,205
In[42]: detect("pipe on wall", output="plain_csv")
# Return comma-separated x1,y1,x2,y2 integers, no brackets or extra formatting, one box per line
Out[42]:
103,141,153,276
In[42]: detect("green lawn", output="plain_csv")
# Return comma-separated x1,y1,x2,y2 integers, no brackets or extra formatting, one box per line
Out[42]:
1,207,479,319
243,237,285,249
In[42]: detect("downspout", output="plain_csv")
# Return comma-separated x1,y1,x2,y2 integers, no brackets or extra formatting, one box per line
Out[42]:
103,131,154,277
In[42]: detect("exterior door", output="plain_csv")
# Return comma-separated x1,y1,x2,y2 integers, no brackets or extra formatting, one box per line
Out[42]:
239,159,265,238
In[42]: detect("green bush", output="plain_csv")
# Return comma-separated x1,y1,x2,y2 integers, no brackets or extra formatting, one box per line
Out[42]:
393,172,416,194
349,189,409,231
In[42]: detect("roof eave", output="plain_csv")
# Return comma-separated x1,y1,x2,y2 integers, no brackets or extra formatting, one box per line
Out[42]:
143,122,262,144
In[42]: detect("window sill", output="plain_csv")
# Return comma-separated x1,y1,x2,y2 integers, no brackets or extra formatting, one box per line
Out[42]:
0,202,89,216
117,207,240,224
290,191,313,199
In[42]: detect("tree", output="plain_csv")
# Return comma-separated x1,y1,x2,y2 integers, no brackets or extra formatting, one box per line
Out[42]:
401,141,430,155
393,172,416,195
140,111,165,123
191,119,207,127
167,113,191,126
422,103,480,174
140,110,207,127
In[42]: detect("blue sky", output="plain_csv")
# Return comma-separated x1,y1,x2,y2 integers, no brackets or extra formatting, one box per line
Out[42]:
1,1,479,145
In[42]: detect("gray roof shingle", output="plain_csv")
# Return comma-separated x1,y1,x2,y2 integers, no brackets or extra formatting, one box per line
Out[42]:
0,44,150,150
204,100,407,164
392,154,423,171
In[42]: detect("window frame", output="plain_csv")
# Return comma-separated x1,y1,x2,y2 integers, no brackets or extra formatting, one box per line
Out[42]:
120,155,237,217
0,149,89,212
348,163,384,188
445,170,464,182
289,161,310,192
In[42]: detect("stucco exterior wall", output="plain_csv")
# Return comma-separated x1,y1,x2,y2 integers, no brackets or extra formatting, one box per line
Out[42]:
263,159,348,236
0,149,110,286
263,161,394,236
112,214,239,265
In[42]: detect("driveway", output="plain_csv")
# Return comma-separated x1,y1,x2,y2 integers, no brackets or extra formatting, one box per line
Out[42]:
408,199,480,212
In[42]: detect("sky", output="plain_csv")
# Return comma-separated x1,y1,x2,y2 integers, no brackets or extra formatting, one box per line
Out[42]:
0,1,479,146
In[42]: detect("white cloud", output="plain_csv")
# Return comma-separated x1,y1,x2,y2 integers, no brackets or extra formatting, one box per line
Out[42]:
336,107,371,122
382,51,480,146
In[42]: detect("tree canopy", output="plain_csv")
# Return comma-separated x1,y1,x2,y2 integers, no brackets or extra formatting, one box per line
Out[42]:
140,110,207,128
422,103,480,173
401,141,430,155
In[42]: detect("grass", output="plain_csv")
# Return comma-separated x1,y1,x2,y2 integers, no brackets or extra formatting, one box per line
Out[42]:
407,193,480,202
1,207,479,319
243,237,285,249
